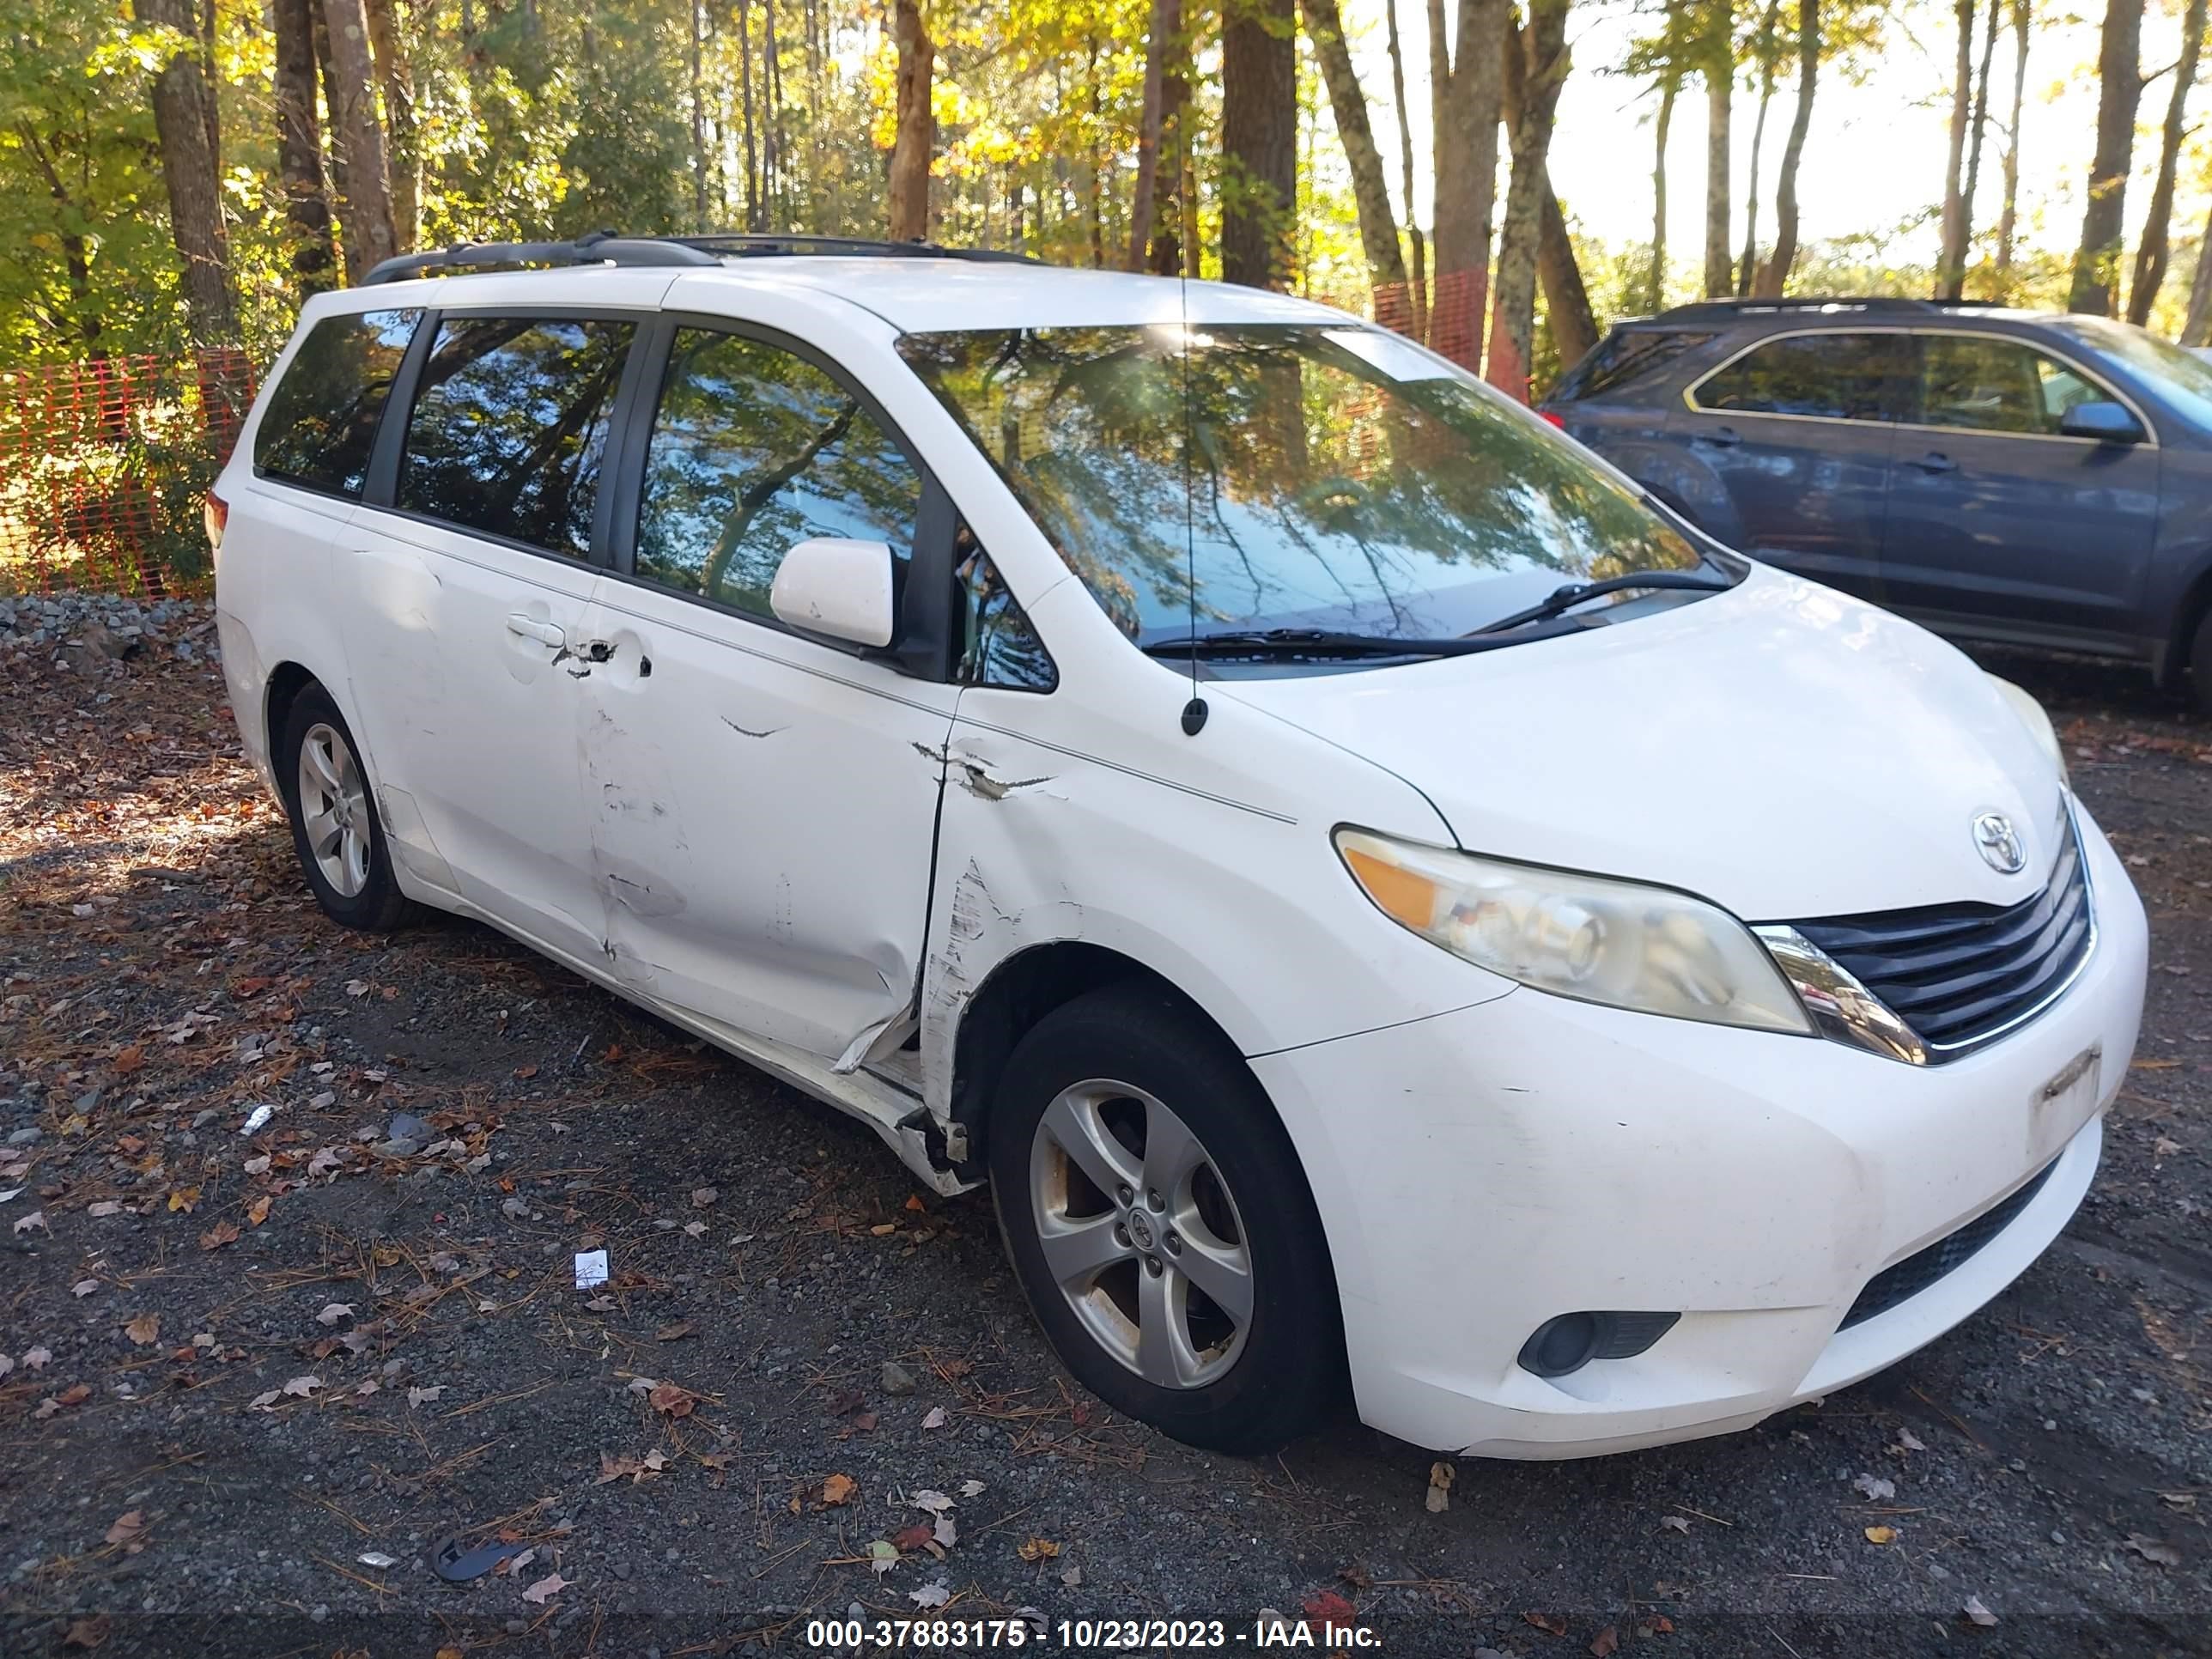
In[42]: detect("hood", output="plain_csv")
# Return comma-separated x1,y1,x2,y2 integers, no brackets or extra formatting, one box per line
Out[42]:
1223,567,2067,922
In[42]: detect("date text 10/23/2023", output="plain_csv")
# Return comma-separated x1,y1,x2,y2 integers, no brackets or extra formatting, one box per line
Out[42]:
802,1617,1386,1650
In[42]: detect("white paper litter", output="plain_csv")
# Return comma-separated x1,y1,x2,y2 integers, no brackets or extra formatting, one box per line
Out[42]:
573,1249,610,1289
240,1103,275,1135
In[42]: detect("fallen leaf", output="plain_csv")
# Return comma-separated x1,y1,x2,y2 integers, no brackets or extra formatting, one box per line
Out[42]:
1898,1427,1927,1451
869,1540,900,1574
315,1303,355,1327
72,1279,97,1297
822,1473,858,1506
13,1210,47,1236
913,1488,955,1514
246,1195,271,1226
1865,1525,1899,1545
165,1186,200,1213
281,1374,322,1397
1524,1611,1570,1638
512,1064,539,1079
1017,1537,1060,1562
1853,1472,1897,1501
643,1447,670,1472
648,1381,699,1417
2124,1533,2182,1567
683,1220,708,1238
198,1220,240,1251
125,1312,161,1346
104,1510,145,1547
407,1385,443,1407
1302,1590,1357,1626
1425,1460,1455,1514
892,1523,935,1550
25,1346,52,1370
922,1406,948,1429
1589,1627,1620,1658
1963,1596,1998,1627
520,1571,570,1604
112,1046,145,1075
436,1648,464,1659
1659,1515,1692,1534
933,1512,957,1548
86,1201,122,1218
655,1320,696,1342
597,1452,643,1484
62,1615,111,1650
690,1187,719,1207
958,1479,986,1498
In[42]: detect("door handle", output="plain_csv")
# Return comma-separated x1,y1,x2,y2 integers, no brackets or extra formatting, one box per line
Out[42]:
1698,426,1743,448
506,614,566,647
1910,451,1959,473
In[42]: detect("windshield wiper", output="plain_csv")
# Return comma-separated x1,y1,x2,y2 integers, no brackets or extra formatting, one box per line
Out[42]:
1469,568,1735,637
1139,619,1590,662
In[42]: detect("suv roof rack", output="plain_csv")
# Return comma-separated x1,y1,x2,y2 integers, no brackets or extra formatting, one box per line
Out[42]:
1649,295,2014,322
362,229,1040,286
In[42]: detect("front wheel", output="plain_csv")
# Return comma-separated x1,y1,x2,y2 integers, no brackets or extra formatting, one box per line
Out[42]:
988,983,1342,1453
2191,608,2212,720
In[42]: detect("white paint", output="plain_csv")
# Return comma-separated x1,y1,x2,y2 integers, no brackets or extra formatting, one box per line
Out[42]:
216,260,2149,1457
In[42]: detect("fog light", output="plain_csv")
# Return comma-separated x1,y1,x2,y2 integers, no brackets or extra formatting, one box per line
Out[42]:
1517,1310,1681,1378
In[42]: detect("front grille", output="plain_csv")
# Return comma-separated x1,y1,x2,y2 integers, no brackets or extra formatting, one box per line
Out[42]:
1790,811,2091,1057
1838,1158,2057,1329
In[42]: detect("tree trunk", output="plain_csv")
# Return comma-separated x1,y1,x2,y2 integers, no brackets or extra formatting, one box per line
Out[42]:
738,0,760,230
1428,0,1510,369
320,0,397,281
2127,0,2205,323
2183,201,2212,343
2068,0,2144,314
887,0,935,241
364,0,418,251
273,0,337,288
1703,0,1734,298
1489,0,1571,399
1936,0,1974,297
1383,0,1428,336
1954,0,2001,292
1302,0,1407,294
1501,9,1598,364
1995,0,2029,280
1221,0,1298,289
1127,0,1187,273
1650,69,1677,311
311,0,352,252
1754,0,1817,296
133,0,237,341
690,0,709,229
1736,0,1781,295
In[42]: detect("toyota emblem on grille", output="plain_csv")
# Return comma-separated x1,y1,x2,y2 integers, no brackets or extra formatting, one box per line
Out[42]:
1972,812,2027,874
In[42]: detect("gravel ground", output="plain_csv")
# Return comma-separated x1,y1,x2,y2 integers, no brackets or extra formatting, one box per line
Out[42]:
0,596,2205,1659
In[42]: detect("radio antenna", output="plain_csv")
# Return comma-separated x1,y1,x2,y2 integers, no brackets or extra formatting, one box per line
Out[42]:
1175,100,1207,738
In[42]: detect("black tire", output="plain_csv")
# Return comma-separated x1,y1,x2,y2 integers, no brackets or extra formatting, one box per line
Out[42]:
2191,608,2212,720
987,982,1343,1453
276,683,415,931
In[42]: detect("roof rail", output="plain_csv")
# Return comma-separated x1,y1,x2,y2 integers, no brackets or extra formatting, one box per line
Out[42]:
1650,295,2021,323
362,228,1043,285
361,230,720,286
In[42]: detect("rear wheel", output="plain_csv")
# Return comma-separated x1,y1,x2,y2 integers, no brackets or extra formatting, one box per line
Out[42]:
276,684,414,931
987,983,1341,1453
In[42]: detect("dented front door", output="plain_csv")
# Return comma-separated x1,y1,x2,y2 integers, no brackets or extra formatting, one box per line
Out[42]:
569,581,957,1061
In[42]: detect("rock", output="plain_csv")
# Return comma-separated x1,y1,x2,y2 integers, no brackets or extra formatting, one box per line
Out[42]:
374,1138,424,1159
880,1360,916,1395
6,1127,41,1147
386,1113,428,1142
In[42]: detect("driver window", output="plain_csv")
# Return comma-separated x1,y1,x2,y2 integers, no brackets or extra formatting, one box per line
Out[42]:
635,329,922,619
1920,335,2118,436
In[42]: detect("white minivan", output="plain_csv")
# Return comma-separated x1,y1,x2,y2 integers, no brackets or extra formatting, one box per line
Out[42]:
210,234,2148,1458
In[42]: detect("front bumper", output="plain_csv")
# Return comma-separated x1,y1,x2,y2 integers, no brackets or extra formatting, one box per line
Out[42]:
1254,804,2148,1458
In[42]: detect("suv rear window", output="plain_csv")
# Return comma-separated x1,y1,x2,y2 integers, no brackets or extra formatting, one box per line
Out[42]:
253,309,422,497
1552,328,1713,402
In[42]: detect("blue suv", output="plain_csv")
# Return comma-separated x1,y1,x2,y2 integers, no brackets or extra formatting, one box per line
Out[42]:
1542,297,2212,714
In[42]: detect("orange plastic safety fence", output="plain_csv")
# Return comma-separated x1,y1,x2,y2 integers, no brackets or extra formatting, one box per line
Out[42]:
0,349,255,599
1368,268,1488,374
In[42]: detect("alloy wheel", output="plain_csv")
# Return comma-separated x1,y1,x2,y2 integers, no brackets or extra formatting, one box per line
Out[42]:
297,721,371,898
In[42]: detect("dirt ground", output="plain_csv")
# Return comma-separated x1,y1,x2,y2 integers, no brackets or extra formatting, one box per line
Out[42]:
0,599,2206,1659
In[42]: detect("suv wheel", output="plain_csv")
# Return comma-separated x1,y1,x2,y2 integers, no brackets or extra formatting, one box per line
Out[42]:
277,684,414,931
987,983,1341,1453
2192,608,2212,720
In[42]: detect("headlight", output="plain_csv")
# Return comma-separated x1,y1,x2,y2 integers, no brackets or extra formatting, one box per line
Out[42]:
1335,829,1813,1035
1987,674,2067,784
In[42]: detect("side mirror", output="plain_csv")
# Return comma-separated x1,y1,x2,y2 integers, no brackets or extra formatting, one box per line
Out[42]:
2058,400,2145,444
769,538,897,647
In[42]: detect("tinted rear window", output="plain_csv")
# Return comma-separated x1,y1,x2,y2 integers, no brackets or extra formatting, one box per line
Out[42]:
253,309,421,496
397,316,635,558
1552,329,1713,402
1692,332,1916,422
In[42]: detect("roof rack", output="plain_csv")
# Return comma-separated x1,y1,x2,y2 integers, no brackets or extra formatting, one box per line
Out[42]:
1650,295,2015,322
361,228,1041,285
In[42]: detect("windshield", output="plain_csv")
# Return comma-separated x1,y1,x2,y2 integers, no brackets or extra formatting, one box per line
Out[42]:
2049,314,2212,428
896,324,1708,651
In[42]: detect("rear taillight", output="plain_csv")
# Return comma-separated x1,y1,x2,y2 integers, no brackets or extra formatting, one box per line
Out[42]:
204,489,228,556
1538,410,1566,430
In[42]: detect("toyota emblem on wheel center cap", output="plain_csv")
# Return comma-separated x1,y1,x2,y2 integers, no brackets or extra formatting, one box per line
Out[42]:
1972,811,2027,875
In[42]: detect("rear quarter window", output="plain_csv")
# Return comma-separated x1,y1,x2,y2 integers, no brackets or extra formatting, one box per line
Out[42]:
253,309,422,497
1552,330,1714,403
